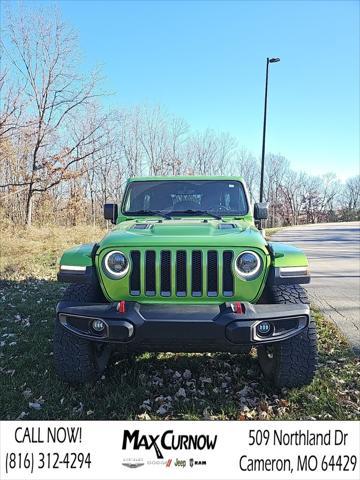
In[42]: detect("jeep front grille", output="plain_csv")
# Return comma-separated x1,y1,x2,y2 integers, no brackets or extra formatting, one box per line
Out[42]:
129,249,234,298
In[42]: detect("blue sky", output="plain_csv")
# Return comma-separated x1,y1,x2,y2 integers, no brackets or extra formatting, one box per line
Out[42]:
10,0,360,179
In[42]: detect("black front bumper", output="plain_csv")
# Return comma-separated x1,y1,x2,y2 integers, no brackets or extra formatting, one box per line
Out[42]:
56,301,310,353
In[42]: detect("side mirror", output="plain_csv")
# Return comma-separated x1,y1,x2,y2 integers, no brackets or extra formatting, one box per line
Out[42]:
254,202,268,220
104,203,118,224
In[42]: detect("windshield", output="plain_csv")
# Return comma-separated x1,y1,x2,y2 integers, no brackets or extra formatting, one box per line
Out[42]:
122,180,248,217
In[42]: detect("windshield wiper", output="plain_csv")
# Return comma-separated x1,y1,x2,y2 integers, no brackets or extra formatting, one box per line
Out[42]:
165,209,222,220
125,210,171,219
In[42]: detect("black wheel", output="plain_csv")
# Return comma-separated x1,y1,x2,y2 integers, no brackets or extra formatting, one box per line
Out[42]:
53,284,112,384
257,284,318,388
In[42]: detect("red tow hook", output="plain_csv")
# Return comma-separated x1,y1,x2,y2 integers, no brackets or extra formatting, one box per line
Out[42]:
233,301,244,314
117,300,126,313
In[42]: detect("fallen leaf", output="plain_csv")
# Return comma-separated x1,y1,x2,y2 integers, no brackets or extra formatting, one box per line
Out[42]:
22,389,32,399
16,411,29,420
138,412,151,420
175,387,186,398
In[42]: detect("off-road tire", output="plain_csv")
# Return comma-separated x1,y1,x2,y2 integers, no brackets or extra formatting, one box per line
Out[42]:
257,284,318,388
53,283,111,384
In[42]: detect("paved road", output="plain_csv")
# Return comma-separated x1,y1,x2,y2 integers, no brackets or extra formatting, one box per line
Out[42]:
272,222,360,353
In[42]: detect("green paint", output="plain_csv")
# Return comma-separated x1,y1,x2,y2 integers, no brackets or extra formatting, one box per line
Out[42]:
59,243,95,267
268,242,309,268
96,245,270,304
58,176,309,304
98,219,267,250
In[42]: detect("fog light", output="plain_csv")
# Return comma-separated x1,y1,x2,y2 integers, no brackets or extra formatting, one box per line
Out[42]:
257,321,272,336
92,319,105,332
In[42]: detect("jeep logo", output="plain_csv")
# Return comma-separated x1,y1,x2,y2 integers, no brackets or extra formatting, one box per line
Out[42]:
122,430,217,459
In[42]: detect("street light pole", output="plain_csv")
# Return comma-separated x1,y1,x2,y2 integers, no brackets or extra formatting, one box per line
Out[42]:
259,57,280,204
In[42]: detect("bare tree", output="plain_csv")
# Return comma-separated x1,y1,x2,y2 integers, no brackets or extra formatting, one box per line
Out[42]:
300,174,322,224
317,173,339,220
185,129,237,175
343,175,360,210
124,105,189,176
0,68,26,140
117,106,144,177
339,175,360,220
235,147,259,201
185,130,217,175
139,105,169,176
264,154,290,225
164,115,188,175
0,6,107,225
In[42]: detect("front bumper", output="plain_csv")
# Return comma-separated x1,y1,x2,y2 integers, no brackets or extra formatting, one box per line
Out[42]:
56,301,310,353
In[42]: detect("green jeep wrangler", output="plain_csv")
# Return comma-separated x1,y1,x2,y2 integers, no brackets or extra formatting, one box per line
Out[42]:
54,176,317,387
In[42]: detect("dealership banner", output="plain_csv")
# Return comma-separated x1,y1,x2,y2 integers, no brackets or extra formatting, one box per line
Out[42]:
0,421,359,480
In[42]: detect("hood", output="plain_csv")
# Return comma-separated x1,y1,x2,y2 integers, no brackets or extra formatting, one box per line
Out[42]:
99,218,268,251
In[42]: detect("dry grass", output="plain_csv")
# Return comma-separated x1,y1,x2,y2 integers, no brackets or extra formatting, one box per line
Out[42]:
0,224,106,281
265,227,281,238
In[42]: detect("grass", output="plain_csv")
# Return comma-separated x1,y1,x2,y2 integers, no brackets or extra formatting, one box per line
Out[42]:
265,227,281,238
0,225,359,420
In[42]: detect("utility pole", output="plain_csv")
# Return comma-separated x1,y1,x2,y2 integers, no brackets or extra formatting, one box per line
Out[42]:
259,57,280,204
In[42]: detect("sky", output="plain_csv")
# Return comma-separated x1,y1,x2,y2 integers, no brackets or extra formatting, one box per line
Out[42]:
4,0,360,179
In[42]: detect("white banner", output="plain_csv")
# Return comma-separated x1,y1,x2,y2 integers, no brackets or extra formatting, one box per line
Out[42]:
0,421,359,480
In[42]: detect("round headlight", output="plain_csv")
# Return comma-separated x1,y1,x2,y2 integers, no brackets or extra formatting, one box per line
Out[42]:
235,251,262,279
103,251,129,279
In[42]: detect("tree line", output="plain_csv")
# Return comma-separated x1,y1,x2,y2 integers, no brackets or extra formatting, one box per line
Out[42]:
1,6,359,227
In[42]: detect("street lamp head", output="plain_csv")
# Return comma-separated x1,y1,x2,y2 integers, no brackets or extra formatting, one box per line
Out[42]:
269,57,280,63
